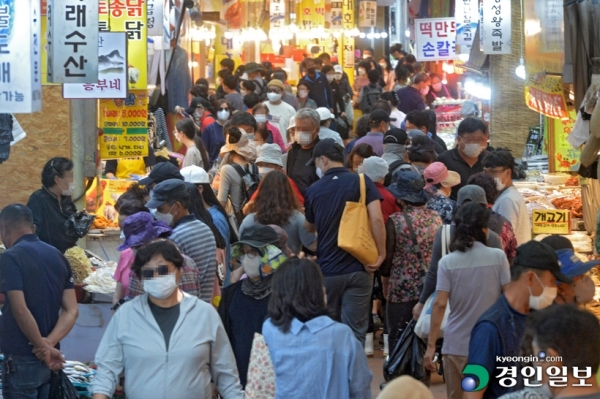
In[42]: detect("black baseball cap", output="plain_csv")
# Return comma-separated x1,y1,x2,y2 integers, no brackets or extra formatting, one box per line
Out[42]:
513,241,573,283
139,162,184,186
384,128,408,144
234,225,279,252
369,109,396,123
146,179,189,209
306,138,344,166
185,97,212,115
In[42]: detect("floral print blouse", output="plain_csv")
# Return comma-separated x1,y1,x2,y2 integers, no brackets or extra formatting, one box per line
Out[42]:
426,193,456,225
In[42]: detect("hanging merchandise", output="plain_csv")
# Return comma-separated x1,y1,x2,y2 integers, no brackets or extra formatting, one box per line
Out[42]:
414,18,458,61
481,0,511,54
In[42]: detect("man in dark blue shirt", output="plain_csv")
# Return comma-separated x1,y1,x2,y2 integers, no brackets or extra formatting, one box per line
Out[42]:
0,204,79,398
396,72,430,114
300,58,335,110
304,139,385,345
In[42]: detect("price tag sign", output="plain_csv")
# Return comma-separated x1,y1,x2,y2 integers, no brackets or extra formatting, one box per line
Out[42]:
532,210,571,235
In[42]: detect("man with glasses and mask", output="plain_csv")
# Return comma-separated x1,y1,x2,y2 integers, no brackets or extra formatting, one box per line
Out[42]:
437,117,489,200
146,179,217,303
286,108,322,196
262,80,296,138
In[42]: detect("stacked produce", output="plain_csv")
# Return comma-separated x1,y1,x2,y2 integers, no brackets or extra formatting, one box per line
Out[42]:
64,247,93,284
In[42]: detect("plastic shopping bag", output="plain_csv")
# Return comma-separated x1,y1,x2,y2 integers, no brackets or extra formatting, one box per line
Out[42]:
414,291,450,340
383,319,428,382
64,211,96,239
49,370,80,399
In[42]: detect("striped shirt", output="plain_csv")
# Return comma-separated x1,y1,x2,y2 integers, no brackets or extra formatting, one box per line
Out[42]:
170,215,217,303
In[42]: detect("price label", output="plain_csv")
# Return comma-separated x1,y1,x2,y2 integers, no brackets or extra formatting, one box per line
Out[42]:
532,210,571,235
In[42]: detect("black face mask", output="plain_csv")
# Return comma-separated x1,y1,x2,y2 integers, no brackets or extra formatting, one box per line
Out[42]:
307,67,316,75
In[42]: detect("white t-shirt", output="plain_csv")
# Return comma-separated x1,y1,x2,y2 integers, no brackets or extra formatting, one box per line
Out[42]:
390,109,407,129
493,185,532,245
264,101,296,145
318,126,344,147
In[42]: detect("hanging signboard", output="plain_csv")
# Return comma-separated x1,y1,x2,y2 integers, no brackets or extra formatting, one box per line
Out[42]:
147,0,162,36
549,110,580,172
109,0,147,90
270,0,285,29
455,0,479,45
47,0,99,83
342,0,354,30
532,210,570,235
0,0,42,113
99,90,149,159
525,72,569,120
358,1,377,27
415,18,458,61
63,32,127,99
481,0,511,54
330,0,343,29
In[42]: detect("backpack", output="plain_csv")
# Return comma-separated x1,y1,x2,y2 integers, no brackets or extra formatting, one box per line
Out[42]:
231,163,261,224
383,159,411,187
253,79,268,102
359,84,383,114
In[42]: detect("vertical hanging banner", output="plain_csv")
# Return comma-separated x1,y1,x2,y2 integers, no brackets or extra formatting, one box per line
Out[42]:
0,0,42,113
341,0,353,30
99,90,149,159
414,18,458,61
341,0,355,79
109,0,147,90
358,1,377,28
455,0,479,45
301,0,314,29
481,0,511,54
330,0,343,29
270,0,285,29
553,111,580,172
146,0,162,36
47,0,99,83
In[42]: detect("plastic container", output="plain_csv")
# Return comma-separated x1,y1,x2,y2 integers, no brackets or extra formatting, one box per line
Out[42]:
542,173,571,185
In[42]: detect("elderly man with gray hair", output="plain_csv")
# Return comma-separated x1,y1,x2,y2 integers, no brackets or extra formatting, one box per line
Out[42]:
285,108,322,196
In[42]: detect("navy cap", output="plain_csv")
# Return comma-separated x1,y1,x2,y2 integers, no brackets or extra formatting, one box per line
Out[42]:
513,241,573,283
306,138,344,166
146,179,189,209
369,109,396,123
384,128,408,144
139,162,183,186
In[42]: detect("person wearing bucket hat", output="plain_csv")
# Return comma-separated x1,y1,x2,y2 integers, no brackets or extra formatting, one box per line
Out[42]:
382,169,442,352
541,235,600,305
217,225,287,387
244,62,267,97
263,80,296,137
423,162,459,225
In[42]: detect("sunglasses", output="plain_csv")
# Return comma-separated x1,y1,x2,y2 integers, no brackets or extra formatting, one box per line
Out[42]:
141,265,170,279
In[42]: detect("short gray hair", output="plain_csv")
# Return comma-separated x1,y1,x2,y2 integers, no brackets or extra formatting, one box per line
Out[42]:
295,108,320,128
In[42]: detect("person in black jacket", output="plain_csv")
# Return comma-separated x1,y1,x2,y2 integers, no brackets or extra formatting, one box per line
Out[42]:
26,157,78,253
300,58,334,110
321,65,346,118
286,109,321,196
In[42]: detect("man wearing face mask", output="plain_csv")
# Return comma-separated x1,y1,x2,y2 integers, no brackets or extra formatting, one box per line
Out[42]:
355,109,396,156
540,235,600,305
286,109,322,196
146,179,217,304
437,118,489,200
396,72,430,114
316,107,344,146
300,58,335,110
465,241,572,399
483,150,531,245
271,69,300,111
262,80,296,139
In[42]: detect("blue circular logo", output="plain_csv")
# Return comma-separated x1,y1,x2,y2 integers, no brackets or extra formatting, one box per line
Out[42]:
538,351,547,359
461,376,477,392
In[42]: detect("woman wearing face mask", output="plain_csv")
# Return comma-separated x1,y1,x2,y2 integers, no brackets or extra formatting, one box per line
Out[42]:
175,118,210,170
425,73,457,107
321,65,347,120
297,81,318,110
347,143,376,173
241,170,315,255
379,56,395,92
252,103,286,152
407,135,438,175
90,239,245,399
201,99,232,167
217,225,287,388
27,157,78,254
352,61,371,101
240,80,256,99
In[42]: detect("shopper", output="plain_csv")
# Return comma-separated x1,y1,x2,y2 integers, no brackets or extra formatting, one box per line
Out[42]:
438,117,489,200
241,170,316,255
344,114,371,158
90,240,244,399
333,64,354,104
382,170,442,349
353,61,372,97
0,204,78,398
263,257,373,398
218,225,286,387
393,66,410,91
174,118,210,170
305,139,385,344
147,179,218,303
424,109,448,152
354,109,395,156
222,75,244,112
466,241,572,399
271,69,300,110
316,107,344,146
240,80,256,98
362,156,400,222
300,58,334,109
347,143,376,173
252,103,286,150
286,108,321,196
244,62,267,97
138,162,183,191
407,135,438,175
423,203,510,399
396,72,430,114
483,150,531,245
322,65,348,118
297,81,318,110
185,96,215,133
424,162,460,224
404,110,446,154
381,92,407,128
379,56,395,92
381,128,409,167
262,79,296,138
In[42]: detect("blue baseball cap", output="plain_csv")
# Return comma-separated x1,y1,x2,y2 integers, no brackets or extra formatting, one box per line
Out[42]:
556,248,600,279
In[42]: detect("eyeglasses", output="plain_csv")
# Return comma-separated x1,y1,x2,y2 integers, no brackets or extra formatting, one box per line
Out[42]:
267,88,282,94
141,265,170,279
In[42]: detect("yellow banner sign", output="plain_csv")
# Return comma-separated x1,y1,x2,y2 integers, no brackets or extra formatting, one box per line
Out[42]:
525,71,569,120
109,0,147,90
99,90,149,159
532,209,571,235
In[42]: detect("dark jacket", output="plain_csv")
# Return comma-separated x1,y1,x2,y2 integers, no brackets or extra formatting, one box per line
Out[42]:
301,72,334,109
26,188,78,254
0,114,13,164
329,80,348,116
396,86,427,114
286,139,320,197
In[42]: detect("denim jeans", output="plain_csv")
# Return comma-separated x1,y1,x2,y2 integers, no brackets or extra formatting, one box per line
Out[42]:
2,355,51,399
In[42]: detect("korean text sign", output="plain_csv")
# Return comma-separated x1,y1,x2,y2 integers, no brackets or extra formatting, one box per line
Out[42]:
270,0,285,29
99,90,149,159
47,0,99,83
415,18,457,61
481,0,511,54
532,210,570,235
146,0,163,36
525,73,569,120
455,0,479,45
109,0,147,90
0,0,42,113
358,1,377,28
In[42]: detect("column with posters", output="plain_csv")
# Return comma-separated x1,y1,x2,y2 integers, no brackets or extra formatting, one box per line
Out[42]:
414,18,458,61
455,0,479,46
481,0,511,54
109,0,147,90
99,90,149,159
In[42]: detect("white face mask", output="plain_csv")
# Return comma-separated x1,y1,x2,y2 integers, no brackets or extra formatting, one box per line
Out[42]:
120,231,126,241
254,114,268,123
217,110,230,121
432,82,443,92
316,167,324,179
242,254,262,278
267,93,282,102
59,177,75,196
154,204,175,227
298,90,309,99
529,274,557,310
144,274,178,300
462,143,484,158
573,275,596,304
379,63,387,70
259,166,275,176
241,73,249,80
295,131,314,146
334,73,343,80
494,176,506,192
363,53,370,59
326,74,334,83
358,68,366,76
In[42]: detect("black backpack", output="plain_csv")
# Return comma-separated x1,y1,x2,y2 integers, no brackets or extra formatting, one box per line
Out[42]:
231,163,261,224
383,159,411,187
253,79,268,102
359,84,383,114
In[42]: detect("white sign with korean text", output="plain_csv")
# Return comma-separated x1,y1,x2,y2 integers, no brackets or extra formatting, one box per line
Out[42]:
147,0,163,36
455,0,479,45
415,18,458,61
330,0,342,29
47,0,99,83
481,0,511,54
358,1,377,28
63,32,127,99
0,0,42,113
270,0,285,29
